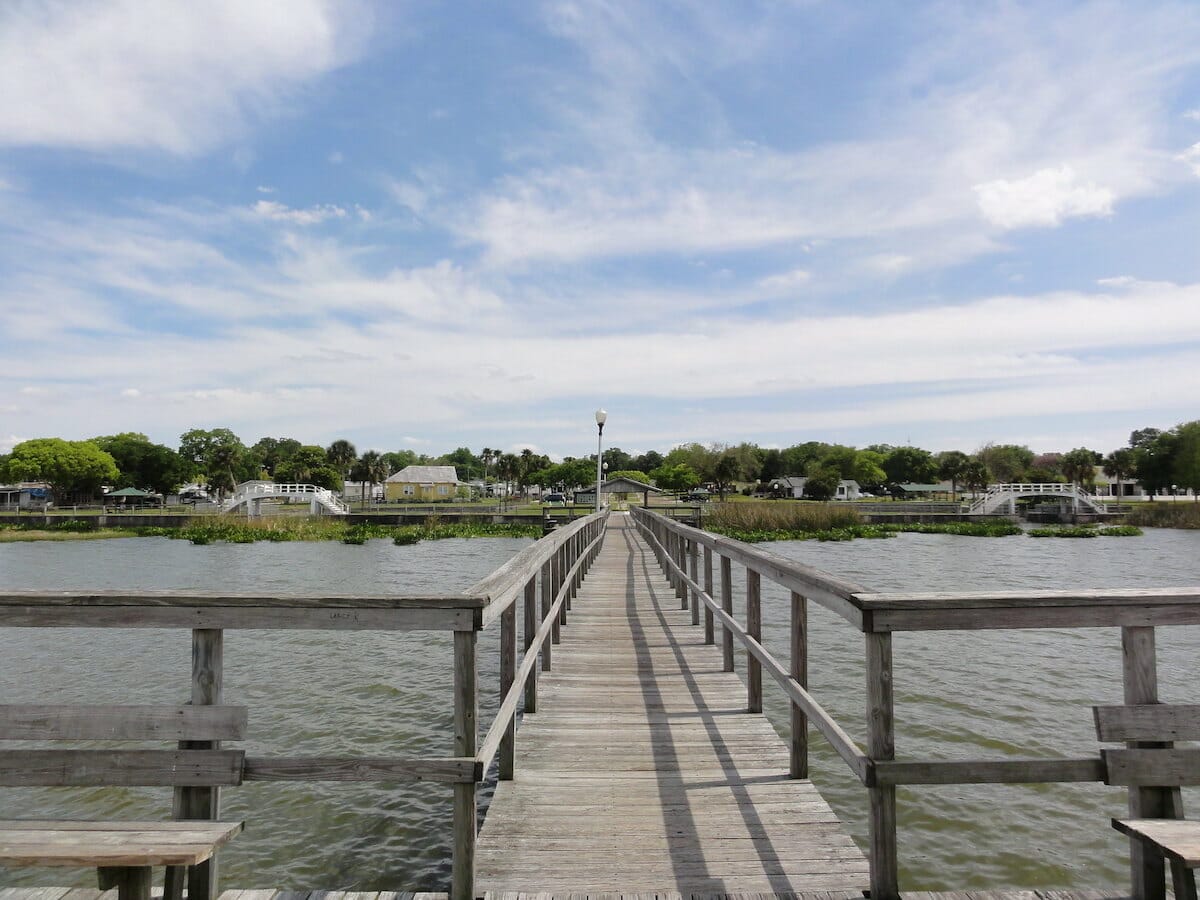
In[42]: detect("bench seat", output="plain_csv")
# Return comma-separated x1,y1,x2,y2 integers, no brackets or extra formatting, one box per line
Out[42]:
0,819,243,900
1113,818,1200,868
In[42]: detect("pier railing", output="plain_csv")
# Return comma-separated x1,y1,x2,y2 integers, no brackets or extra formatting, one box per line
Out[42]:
631,505,1200,900
0,509,607,900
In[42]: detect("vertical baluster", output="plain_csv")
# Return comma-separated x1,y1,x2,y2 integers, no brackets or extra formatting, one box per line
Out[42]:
499,603,516,780
452,630,478,900
689,538,699,624
866,632,898,900
721,555,734,672
790,591,808,778
540,558,553,670
557,543,568,628
746,569,761,713
703,546,714,644
523,576,538,712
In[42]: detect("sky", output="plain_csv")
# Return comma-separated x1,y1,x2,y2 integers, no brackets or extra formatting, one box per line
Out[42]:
2,0,1200,463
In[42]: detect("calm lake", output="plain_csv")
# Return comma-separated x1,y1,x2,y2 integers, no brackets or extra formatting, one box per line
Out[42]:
1,525,1198,891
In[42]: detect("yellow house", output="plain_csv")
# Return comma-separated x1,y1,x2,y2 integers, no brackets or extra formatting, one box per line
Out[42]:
384,465,461,502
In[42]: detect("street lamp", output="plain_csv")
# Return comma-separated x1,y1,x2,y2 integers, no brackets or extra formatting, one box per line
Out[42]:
595,409,607,510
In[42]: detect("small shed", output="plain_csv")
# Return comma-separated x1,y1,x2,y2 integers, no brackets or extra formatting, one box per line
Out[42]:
576,477,664,507
384,465,462,502
104,487,162,508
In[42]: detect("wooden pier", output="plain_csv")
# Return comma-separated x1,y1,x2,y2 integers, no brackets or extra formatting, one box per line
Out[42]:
476,516,868,894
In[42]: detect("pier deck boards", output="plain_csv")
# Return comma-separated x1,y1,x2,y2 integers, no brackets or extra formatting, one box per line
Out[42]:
476,515,869,894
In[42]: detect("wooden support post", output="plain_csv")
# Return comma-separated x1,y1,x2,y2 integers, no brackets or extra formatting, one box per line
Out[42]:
174,628,223,900
551,547,563,643
452,629,478,900
721,555,734,672
689,540,700,625
703,546,714,644
1121,625,1188,900
746,569,761,713
678,536,688,608
523,576,538,713
790,591,809,778
500,603,516,780
540,559,553,670
866,631,899,900
100,866,152,900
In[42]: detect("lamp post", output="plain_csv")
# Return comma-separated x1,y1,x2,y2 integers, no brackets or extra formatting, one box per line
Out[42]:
595,409,607,511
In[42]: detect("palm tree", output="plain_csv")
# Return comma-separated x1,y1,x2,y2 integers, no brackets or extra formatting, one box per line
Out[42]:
1103,448,1135,500
519,449,534,497
936,450,969,501
327,439,357,491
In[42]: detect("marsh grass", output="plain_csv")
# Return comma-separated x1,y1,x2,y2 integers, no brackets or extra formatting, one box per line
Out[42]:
1126,503,1200,529
705,502,1025,542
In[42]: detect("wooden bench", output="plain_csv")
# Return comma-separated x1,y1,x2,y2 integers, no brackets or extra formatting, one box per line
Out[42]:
0,703,247,900
1094,702,1200,900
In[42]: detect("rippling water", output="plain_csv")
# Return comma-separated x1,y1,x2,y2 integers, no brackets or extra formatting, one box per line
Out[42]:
1,528,1198,891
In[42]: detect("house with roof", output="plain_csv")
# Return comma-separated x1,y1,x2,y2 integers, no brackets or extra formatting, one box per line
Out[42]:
767,476,862,500
384,465,462,502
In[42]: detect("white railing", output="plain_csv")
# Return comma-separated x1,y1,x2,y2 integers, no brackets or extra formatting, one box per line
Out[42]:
222,482,350,515
967,483,1108,515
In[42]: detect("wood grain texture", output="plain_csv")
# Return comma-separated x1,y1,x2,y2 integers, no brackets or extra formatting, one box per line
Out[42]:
476,514,868,895
0,705,246,741
0,750,244,787
1095,705,1200,742
0,821,242,867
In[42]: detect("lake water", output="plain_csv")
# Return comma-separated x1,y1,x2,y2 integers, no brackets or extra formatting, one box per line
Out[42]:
1,526,1198,891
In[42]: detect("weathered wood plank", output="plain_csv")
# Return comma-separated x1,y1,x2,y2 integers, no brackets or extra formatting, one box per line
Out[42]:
0,704,247,741
0,749,244,786
0,820,242,867
1095,704,1200,742
243,756,477,782
1102,748,1200,786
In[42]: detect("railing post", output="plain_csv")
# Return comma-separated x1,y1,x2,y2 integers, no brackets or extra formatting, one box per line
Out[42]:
1122,625,1182,900
677,536,688,609
790,591,808,778
689,539,700,626
540,559,553,670
746,569,761,713
171,628,223,900
551,546,563,643
721,555,734,672
557,543,568,627
703,546,714,644
523,576,538,713
499,603,516,780
866,631,899,900
451,630,478,900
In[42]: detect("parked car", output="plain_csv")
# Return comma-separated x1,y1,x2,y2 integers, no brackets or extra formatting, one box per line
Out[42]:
682,490,711,502
543,493,566,506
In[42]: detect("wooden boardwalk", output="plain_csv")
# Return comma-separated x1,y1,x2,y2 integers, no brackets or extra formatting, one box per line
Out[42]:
476,515,870,895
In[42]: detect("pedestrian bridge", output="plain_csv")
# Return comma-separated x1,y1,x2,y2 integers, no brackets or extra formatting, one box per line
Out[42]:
967,482,1109,515
220,481,350,515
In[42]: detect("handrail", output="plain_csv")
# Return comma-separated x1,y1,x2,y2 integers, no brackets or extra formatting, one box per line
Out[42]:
630,505,1200,900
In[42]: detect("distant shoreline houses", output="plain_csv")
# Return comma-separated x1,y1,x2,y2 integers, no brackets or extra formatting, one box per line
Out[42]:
383,465,462,502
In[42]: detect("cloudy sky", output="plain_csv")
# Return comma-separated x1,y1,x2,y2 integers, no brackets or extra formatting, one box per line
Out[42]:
2,1,1199,461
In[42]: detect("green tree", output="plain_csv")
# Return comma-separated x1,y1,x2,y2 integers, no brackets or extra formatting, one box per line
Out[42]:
649,463,700,492
935,450,969,500
381,450,419,474
326,439,358,483
1102,448,1136,499
976,443,1034,483
961,459,990,498
883,446,937,486
852,450,887,492
1060,448,1098,488
1171,421,1200,501
632,450,664,473
250,437,302,477
2,438,119,503
780,442,829,476
802,465,841,501
1134,430,1176,499
276,445,342,490
91,433,185,495
712,452,742,501
606,470,649,484
350,450,389,504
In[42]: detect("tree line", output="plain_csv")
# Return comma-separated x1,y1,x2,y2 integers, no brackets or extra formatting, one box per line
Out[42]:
2,421,1198,504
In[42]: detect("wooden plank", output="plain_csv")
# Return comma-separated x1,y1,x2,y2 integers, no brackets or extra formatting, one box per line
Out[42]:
500,603,517,780
874,757,1106,786
243,756,477,782
0,591,485,609
0,749,244,786
866,631,897,900
746,568,762,714
1102,748,1200,786
1113,818,1200,866
0,820,242,867
791,591,808,779
452,629,478,900
868,602,1200,632
0,704,247,741
0,604,475,631
1095,705,1200,742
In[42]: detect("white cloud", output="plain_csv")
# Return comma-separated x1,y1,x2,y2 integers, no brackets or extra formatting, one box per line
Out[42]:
1180,142,1200,177
974,166,1114,229
0,0,366,154
1185,109,1200,122
756,268,810,292
256,186,277,194
252,200,348,225
0,435,23,454
120,388,141,398
329,151,344,165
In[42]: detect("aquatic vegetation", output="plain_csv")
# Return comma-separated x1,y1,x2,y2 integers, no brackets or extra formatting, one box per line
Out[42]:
1028,525,1143,538
1126,503,1200,529
708,517,1020,543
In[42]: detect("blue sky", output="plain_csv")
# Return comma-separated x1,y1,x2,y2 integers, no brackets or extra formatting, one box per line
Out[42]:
3,0,1200,462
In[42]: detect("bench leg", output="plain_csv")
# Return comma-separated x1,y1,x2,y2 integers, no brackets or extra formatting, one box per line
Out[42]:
97,866,152,900
1170,861,1198,900
164,865,186,900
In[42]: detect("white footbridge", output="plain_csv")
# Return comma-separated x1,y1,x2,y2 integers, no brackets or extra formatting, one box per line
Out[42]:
966,482,1109,515
221,481,350,516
